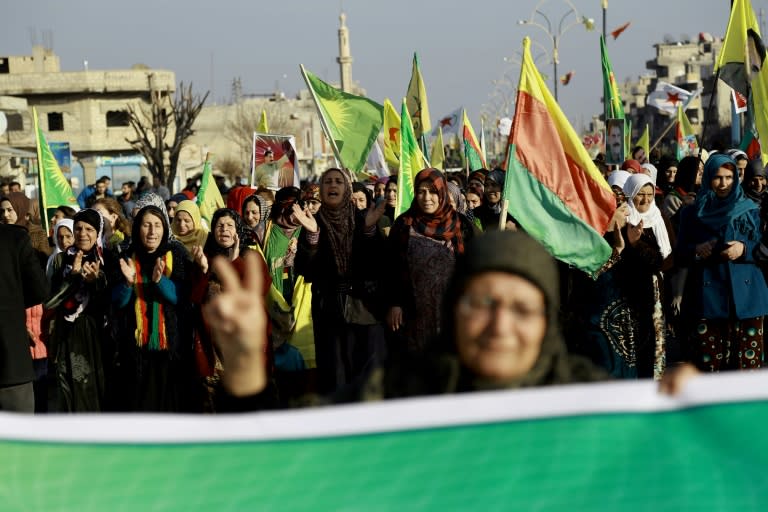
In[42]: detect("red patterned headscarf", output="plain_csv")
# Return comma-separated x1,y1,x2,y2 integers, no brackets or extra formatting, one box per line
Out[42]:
400,168,465,254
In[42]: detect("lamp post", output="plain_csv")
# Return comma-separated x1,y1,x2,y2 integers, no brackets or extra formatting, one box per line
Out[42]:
518,0,594,101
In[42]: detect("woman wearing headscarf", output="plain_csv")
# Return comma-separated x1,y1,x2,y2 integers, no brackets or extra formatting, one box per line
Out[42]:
46,219,75,281
472,169,516,231
241,194,266,246
295,168,388,393
386,168,476,354
111,205,194,411
46,208,109,411
676,153,768,372
1,192,52,268
171,200,209,257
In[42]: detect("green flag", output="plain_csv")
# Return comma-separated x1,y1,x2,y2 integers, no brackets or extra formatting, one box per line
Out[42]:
196,157,224,226
396,99,426,219
32,107,78,233
600,35,630,159
300,65,384,172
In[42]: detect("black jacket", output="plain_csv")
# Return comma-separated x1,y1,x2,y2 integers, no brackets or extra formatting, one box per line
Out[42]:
0,225,49,387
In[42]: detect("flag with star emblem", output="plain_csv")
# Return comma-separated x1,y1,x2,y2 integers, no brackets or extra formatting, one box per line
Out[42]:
300,65,384,172
646,82,695,115
382,98,401,171
405,53,431,140
429,107,463,141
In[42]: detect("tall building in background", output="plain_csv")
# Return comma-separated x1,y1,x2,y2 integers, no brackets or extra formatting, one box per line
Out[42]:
337,12,353,93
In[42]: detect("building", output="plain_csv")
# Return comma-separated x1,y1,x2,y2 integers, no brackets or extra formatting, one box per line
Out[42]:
0,45,175,191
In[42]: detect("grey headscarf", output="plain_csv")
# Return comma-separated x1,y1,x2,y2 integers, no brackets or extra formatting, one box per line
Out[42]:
447,181,467,215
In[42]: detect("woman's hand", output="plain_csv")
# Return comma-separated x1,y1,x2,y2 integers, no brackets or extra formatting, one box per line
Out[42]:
81,261,101,283
72,250,84,274
626,220,644,246
119,258,137,285
230,233,240,261
721,241,745,261
613,222,626,255
293,203,318,233
152,257,166,283
191,244,209,274
387,306,404,331
365,197,387,228
695,239,717,260
203,252,268,397
658,363,700,396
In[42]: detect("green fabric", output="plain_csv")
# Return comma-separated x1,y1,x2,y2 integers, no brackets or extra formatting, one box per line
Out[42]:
395,99,420,219
600,36,631,155
263,222,300,297
302,66,384,173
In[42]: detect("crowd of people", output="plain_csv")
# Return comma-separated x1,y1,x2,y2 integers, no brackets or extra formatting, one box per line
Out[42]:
0,145,765,413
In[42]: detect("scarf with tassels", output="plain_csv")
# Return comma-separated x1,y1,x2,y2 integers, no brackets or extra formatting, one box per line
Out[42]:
133,250,174,350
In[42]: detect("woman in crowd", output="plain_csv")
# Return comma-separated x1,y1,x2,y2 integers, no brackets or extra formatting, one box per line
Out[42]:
171,200,209,257
386,168,475,354
46,219,74,280
296,168,388,393
473,169,516,230
302,184,322,216
93,197,131,254
352,182,373,211
241,194,267,247
676,153,768,372
46,209,109,411
111,205,193,411
1,192,51,268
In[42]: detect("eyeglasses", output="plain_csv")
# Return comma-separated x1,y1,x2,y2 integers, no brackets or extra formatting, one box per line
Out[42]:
458,295,545,322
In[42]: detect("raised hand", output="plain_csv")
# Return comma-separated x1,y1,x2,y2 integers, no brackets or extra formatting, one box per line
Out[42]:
81,261,101,283
627,219,644,246
613,222,626,254
152,257,166,283
72,250,84,274
191,244,209,274
230,232,240,261
202,251,268,397
292,203,318,233
119,258,137,285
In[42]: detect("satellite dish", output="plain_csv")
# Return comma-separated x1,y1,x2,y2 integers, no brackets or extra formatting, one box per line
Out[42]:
0,112,7,137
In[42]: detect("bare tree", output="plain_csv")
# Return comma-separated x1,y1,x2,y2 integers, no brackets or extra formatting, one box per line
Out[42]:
127,82,209,190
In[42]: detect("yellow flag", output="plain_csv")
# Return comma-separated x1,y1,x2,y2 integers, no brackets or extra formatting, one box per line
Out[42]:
406,53,431,139
257,109,269,133
196,157,224,225
430,126,446,170
382,98,401,170
635,125,650,161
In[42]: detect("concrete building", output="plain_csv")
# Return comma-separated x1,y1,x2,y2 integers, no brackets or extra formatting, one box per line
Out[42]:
0,45,175,191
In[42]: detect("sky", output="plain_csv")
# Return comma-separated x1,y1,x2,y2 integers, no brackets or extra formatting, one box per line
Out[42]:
2,0,765,135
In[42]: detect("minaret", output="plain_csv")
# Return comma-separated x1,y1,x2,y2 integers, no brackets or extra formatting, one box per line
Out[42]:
337,12,353,92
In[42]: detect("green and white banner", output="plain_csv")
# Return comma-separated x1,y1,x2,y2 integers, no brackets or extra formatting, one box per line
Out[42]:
2,373,768,511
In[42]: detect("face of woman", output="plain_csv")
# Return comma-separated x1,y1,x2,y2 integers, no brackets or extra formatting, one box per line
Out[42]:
307,200,321,215
351,191,368,210
385,183,398,206
466,192,482,209
74,221,98,251
632,184,655,214
454,272,547,382
166,201,178,220
0,200,18,224
321,171,346,208
711,166,735,199
139,213,164,253
665,166,677,183
243,201,261,228
56,226,74,252
94,204,117,229
214,215,237,248
374,182,386,198
415,183,440,214
174,210,195,236
484,181,502,205
52,210,67,226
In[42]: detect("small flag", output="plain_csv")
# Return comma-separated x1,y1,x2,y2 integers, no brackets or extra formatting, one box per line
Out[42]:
365,140,390,178
406,53,431,140
560,71,575,85
430,126,446,170
462,110,486,170
635,124,650,163
257,109,269,133
197,157,224,226
601,35,631,158
32,107,79,233
676,104,699,161
646,81,695,115
610,21,631,40
429,106,463,141
382,98,401,171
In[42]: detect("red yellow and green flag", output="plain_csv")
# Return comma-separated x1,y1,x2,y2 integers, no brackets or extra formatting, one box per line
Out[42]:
462,110,486,171
505,37,616,274
32,107,78,233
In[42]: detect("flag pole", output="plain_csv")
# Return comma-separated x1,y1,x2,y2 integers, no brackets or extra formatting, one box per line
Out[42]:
32,107,50,234
300,64,344,170
699,68,721,152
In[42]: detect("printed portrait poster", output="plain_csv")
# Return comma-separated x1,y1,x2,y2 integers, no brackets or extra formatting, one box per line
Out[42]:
251,133,300,190
605,118,625,165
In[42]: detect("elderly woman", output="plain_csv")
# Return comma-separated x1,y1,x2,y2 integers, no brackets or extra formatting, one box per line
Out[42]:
112,205,192,411
677,153,768,372
171,200,209,257
46,209,109,411
386,168,475,354
296,167,387,393
205,231,608,404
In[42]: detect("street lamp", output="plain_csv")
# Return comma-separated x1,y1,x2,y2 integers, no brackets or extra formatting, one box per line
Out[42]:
518,0,594,101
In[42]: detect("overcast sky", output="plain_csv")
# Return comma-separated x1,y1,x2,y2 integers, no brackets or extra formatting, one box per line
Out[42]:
2,0,762,134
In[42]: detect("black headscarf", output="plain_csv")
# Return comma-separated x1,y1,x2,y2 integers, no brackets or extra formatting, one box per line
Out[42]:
743,159,768,202
130,205,171,269
203,208,250,259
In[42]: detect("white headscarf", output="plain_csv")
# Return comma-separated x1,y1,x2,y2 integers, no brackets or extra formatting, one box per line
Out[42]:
641,163,658,184
607,170,631,189
46,219,75,279
623,174,671,258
